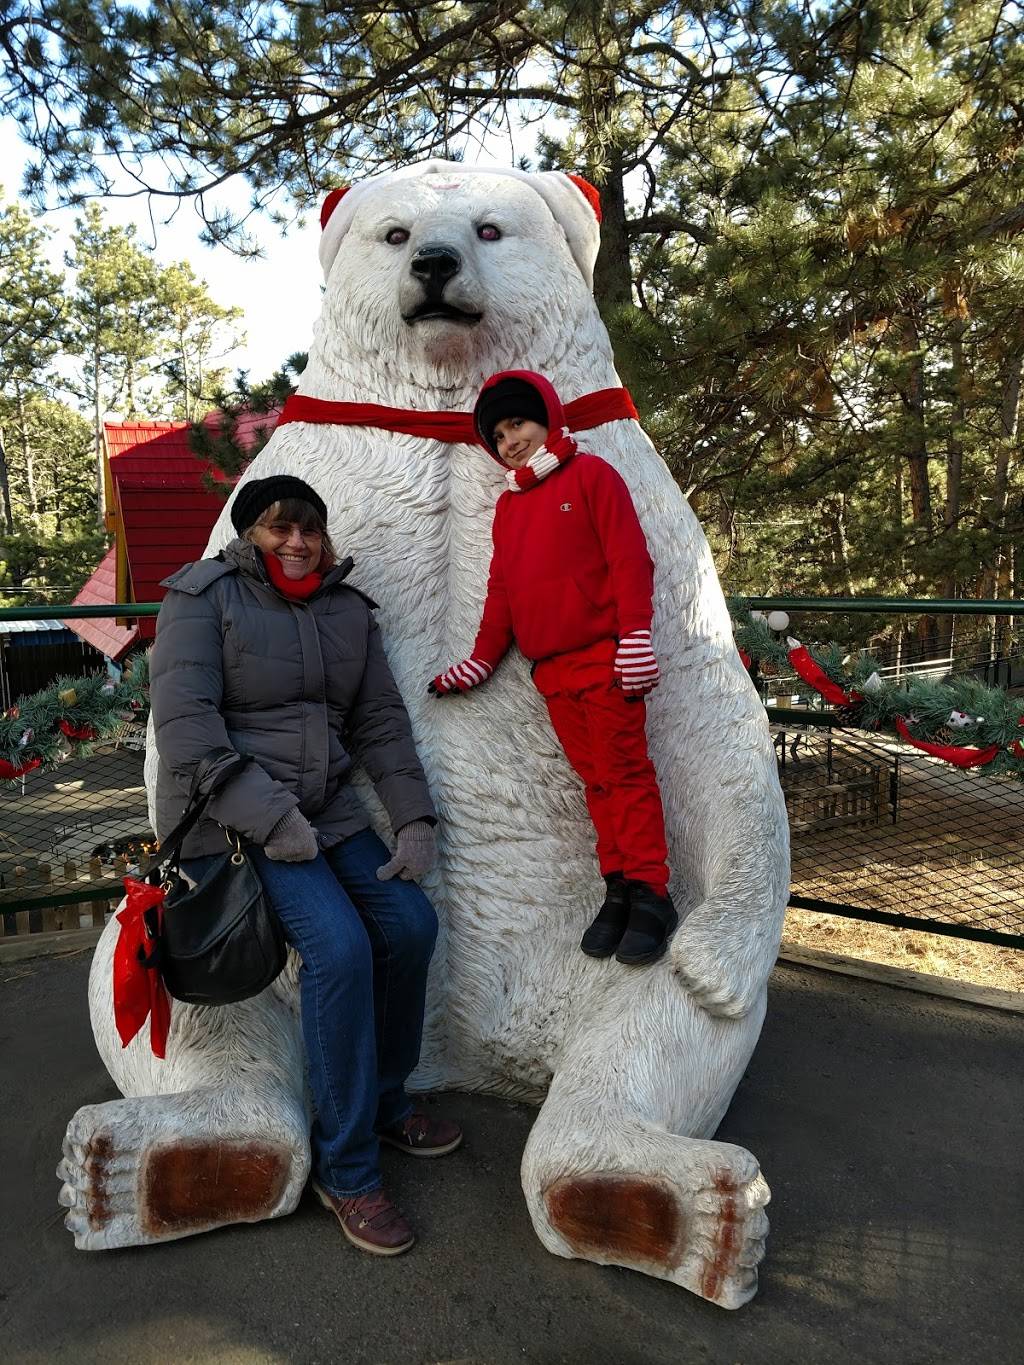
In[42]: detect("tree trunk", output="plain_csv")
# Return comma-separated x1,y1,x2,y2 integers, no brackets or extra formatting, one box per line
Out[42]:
591,148,632,320
14,386,38,521
938,324,966,660
899,314,936,650
984,347,1024,652
830,495,855,596
179,330,192,422
0,425,14,535
900,315,931,527
93,347,105,527
124,359,137,417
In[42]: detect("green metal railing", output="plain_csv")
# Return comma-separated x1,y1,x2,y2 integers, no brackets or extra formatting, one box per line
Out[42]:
5,595,1023,621
0,602,161,621
744,596,1024,615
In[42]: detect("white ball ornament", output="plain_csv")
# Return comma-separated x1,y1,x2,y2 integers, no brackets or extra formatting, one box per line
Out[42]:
766,610,790,632
749,610,767,624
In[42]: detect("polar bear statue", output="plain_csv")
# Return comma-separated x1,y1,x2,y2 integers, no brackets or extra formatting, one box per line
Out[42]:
58,161,790,1309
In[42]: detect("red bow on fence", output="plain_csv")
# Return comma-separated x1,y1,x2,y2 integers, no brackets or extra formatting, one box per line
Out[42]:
894,717,1001,769
785,641,861,708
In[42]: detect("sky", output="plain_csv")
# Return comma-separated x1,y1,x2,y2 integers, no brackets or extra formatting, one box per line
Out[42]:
0,118,324,382
0,115,534,390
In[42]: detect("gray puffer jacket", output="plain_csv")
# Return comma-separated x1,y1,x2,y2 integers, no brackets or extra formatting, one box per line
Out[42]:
149,539,436,859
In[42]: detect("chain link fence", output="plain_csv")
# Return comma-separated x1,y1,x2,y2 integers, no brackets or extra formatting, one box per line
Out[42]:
2,599,1023,951
0,728,151,937
770,712,1024,947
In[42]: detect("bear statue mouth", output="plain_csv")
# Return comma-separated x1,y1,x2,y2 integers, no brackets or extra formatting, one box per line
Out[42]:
403,299,483,326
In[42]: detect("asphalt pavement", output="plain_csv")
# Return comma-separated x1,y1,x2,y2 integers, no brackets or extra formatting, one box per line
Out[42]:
2,952,1022,1364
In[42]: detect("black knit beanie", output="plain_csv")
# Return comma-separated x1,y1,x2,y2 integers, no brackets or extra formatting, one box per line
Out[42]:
230,476,328,534
474,377,549,454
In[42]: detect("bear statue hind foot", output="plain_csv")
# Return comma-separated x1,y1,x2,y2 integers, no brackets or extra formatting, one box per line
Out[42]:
57,1092,310,1250
530,1139,769,1310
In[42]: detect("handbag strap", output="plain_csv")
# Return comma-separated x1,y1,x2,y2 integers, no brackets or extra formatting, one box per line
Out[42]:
145,750,251,883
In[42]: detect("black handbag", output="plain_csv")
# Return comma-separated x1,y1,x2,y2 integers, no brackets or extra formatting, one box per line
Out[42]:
141,750,288,1006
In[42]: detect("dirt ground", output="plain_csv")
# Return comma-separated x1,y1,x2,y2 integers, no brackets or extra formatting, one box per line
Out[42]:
782,906,1024,992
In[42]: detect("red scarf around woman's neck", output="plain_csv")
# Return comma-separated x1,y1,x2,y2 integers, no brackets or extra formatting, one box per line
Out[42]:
262,550,323,600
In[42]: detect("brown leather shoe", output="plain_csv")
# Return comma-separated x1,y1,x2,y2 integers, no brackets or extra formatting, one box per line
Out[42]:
379,1110,463,1157
313,1183,415,1255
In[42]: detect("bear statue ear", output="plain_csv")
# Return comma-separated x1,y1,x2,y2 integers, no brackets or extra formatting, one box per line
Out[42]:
525,170,603,290
319,185,358,281
320,186,351,230
566,174,602,223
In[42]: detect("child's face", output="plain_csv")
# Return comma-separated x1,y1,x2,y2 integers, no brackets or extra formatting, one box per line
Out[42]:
493,417,549,468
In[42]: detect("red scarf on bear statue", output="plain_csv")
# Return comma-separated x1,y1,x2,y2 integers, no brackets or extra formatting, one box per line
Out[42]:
275,388,639,445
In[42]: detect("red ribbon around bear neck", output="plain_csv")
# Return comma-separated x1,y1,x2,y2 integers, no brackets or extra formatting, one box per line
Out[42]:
276,388,639,445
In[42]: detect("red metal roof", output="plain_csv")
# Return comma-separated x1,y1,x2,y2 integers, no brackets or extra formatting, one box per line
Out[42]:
66,544,140,662
72,411,281,660
106,420,240,635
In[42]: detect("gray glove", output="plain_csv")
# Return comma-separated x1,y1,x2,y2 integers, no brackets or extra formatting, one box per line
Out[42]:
376,820,436,882
263,808,319,862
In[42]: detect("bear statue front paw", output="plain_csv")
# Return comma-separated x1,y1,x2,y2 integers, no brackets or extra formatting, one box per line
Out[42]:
669,902,780,1019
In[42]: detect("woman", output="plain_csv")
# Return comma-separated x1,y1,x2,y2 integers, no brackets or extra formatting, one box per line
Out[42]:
149,474,459,1257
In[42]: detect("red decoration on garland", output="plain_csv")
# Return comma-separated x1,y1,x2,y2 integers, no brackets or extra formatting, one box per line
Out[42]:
786,641,860,707
113,878,171,1058
0,755,41,780
738,647,752,669
894,717,1000,768
59,718,98,741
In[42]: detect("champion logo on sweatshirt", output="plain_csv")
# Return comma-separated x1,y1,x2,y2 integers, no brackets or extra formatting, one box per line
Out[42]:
560,502,573,512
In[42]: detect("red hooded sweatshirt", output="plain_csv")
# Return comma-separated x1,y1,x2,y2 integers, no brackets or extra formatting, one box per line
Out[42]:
471,370,655,666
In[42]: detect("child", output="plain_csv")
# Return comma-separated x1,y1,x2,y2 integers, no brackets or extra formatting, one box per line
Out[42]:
429,370,677,966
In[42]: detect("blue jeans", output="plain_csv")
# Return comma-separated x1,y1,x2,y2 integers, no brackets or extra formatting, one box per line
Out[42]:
183,828,438,1197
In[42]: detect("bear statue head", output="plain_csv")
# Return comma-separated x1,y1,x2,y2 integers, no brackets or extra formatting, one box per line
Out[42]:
311,162,605,391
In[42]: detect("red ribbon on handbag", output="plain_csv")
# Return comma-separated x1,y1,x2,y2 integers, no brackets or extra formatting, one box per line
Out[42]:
113,876,171,1058
894,716,1000,768
786,642,860,707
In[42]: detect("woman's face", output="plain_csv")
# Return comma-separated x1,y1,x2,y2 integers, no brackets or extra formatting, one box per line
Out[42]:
250,516,324,578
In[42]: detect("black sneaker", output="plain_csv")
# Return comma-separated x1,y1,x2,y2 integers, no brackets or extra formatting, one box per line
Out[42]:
580,873,630,958
615,883,678,965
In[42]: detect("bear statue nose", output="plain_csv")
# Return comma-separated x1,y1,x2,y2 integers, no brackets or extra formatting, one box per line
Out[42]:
409,244,462,290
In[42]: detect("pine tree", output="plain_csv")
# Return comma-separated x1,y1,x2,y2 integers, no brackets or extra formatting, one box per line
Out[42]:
154,262,244,421
64,205,164,523
0,192,66,532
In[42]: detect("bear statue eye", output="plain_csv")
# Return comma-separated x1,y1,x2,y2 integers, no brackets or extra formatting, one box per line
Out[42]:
385,227,410,245
477,223,501,241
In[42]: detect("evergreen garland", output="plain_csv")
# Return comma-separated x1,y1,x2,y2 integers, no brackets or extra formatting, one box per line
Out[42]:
730,601,1024,777
0,653,150,781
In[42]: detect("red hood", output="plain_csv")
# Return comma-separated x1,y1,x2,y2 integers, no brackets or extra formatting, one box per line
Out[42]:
473,370,567,468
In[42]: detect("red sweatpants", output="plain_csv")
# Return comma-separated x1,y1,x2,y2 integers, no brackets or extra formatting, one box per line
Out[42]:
532,640,670,894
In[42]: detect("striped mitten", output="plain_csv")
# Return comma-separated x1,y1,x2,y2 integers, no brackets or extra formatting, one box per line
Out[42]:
613,630,660,695
428,658,494,697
